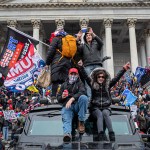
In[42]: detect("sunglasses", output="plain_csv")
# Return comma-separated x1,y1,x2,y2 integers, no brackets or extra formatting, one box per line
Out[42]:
97,76,105,79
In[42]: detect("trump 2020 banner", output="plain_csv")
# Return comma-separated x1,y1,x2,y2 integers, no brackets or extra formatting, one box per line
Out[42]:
0,27,39,78
4,44,45,92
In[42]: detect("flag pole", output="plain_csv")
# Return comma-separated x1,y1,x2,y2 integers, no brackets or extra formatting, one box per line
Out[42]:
8,26,50,48
37,40,50,48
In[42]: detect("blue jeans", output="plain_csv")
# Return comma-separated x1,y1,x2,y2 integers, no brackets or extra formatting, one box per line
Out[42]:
2,126,9,141
85,65,102,99
61,95,88,135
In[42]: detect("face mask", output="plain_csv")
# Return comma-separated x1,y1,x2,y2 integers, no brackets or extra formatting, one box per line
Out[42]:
69,75,78,84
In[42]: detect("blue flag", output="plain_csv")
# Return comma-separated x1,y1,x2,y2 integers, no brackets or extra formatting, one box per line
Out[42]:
140,69,150,88
134,67,146,83
122,88,130,97
124,73,132,85
122,89,137,106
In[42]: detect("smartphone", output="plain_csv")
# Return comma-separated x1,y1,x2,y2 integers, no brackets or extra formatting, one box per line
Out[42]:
81,28,87,33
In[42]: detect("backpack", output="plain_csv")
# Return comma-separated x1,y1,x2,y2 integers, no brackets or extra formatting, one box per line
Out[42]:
57,35,77,62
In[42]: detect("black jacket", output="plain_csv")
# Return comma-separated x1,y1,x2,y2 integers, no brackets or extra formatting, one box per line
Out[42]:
57,78,87,107
80,67,126,110
46,37,72,82
77,35,103,67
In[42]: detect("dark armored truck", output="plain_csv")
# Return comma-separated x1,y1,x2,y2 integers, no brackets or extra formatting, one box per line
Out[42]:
12,104,146,150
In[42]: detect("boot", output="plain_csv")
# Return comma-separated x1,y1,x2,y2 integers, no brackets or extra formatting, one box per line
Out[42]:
63,134,72,142
109,131,115,141
78,121,85,134
98,131,105,141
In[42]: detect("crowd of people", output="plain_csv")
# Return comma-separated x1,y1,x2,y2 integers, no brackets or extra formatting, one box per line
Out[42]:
0,26,150,148
0,70,149,147
0,86,51,149
110,75,150,134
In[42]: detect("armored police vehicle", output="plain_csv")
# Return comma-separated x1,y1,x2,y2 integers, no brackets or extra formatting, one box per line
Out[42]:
11,104,147,150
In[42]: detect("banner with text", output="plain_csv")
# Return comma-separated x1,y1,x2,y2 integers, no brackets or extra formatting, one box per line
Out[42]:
4,44,45,92
3,110,17,120
0,27,39,78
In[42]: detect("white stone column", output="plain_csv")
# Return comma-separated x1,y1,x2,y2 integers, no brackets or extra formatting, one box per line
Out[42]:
55,19,65,30
101,32,106,69
127,18,138,73
79,18,89,44
31,19,41,51
137,43,142,66
103,18,114,78
139,39,147,67
7,20,17,28
79,18,89,29
0,27,5,53
39,30,44,60
145,29,150,66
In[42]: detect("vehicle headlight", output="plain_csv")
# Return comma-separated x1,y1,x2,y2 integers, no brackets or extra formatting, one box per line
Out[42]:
117,144,137,149
116,143,144,150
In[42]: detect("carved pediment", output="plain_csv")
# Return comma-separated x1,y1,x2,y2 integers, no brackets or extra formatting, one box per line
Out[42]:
0,0,15,4
0,0,150,8
0,0,50,4
0,0,149,4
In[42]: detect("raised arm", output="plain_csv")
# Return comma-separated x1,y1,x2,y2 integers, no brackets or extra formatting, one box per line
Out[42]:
78,60,92,87
88,28,103,49
109,62,130,88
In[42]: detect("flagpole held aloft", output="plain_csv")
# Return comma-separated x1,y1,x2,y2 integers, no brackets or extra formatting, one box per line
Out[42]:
8,26,50,48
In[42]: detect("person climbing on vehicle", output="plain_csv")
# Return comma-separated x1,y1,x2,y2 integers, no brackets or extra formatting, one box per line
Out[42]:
78,60,130,141
45,28,77,103
57,68,88,142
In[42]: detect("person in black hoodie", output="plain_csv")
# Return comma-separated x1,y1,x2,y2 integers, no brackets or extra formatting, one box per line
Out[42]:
78,61,130,141
45,29,72,102
57,68,88,142
76,27,103,100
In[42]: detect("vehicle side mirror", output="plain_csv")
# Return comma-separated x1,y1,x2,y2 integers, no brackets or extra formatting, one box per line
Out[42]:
141,134,150,142
112,98,120,104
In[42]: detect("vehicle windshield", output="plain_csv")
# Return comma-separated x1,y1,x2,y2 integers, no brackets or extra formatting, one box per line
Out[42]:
27,114,132,136
28,115,63,136
110,115,132,135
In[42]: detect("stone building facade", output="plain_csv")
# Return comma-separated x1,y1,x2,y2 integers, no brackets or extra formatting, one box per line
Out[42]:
0,0,150,77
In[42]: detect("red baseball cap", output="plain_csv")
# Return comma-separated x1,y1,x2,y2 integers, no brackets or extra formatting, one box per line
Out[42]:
69,68,78,74
0,111,3,116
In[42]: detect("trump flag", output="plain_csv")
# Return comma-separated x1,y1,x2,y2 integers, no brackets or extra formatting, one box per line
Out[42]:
0,27,39,78
4,44,45,92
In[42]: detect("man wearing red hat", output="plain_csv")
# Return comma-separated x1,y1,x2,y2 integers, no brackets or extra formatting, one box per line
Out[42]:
57,68,88,142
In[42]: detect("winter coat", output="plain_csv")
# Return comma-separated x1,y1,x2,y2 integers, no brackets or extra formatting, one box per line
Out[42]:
46,37,72,82
80,67,126,110
77,35,103,67
0,117,3,131
57,78,87,107
137,114,147,130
